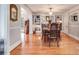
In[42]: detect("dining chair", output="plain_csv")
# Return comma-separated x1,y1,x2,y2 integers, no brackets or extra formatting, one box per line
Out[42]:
48,23,60,47
42,24,49,42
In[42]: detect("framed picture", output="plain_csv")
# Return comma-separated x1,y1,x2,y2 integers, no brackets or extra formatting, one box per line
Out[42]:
10,4,18,21
71,15,78,21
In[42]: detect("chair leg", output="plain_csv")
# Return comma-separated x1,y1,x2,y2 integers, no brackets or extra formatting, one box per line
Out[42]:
49,38,51,47
57,39,59,47
44,35,47,42
42,35,45,42
46,35,48,42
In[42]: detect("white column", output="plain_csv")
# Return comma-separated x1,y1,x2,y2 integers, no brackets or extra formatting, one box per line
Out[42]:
0,4,10,54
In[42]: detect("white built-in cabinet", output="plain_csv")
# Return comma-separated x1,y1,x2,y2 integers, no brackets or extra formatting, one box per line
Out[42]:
32,15,42,34
32,14,62,34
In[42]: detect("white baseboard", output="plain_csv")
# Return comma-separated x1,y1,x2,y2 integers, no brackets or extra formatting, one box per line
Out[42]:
68,33,79,41
9,40,21,52
63,32,79,41
63,32,69,35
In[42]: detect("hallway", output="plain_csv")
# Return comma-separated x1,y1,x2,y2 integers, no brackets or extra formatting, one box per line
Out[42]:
10,33,79,55
1,4,79,55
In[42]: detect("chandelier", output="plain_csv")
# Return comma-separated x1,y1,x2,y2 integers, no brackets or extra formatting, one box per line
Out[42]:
49,8,52,15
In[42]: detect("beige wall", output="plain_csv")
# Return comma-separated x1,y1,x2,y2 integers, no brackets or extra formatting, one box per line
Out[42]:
63,5,79,40
9,4,21,51
9,4,32,52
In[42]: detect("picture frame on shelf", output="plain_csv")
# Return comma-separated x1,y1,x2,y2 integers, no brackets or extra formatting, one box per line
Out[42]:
55,15,62,23
46,16,50,21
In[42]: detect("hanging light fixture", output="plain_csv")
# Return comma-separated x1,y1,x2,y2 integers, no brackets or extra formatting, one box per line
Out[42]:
49,8,52,15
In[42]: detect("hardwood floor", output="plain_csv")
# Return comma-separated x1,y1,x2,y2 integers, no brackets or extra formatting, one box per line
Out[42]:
10,33,79,55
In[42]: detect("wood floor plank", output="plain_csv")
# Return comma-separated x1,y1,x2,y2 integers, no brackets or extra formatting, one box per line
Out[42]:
10,33,79,55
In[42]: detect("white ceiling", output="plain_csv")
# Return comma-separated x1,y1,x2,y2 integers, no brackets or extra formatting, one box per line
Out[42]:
27,4,78,14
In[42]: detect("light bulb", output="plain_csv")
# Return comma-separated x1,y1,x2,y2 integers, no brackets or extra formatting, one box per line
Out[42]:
49,12,52,15
59,20,62,23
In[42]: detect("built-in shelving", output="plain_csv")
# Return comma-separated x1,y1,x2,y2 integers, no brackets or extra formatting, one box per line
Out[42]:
32,15,42,34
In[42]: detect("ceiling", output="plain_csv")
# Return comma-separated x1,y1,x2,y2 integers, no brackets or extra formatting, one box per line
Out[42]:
27,4,78,14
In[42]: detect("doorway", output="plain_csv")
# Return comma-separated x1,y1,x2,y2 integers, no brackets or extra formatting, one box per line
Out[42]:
25,20,29,34
20,6,30,44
